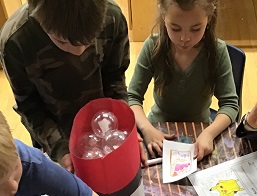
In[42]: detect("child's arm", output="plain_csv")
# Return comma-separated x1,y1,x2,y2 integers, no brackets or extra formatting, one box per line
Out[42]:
193,41,240,161
194,113,231,160
41,154,95,195
131,105,175,158
101,8,129,102
1,44,70,164
128,37,176,158
18,143,95,196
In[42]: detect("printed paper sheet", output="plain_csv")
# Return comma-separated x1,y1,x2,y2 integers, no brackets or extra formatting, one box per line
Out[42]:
188,151,257,196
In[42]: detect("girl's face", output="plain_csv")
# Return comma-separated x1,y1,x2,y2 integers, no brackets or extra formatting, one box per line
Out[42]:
0,158,22,196
164,3,209,51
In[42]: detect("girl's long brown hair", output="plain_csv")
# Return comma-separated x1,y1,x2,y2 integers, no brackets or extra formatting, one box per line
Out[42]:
152,0,218,97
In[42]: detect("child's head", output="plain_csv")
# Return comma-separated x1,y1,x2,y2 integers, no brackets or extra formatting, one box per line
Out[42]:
152,0,218,96
28,0,107,55
158,0,217,50
0,112,22,196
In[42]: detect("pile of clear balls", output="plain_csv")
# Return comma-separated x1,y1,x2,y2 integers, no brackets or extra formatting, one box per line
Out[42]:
79,110,128,159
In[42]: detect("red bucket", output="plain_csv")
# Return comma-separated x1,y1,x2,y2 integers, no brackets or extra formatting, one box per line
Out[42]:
69,98,141,195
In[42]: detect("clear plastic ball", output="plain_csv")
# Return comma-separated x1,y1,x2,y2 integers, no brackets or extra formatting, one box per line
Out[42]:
79,132,102,150
102,130,127,155
76,132,102,157
91,110,118,138
81,147,105,159
122,130,129,137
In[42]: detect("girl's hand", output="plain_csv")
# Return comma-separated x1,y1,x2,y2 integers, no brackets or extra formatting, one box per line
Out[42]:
194,131,214,161
144,129,175,158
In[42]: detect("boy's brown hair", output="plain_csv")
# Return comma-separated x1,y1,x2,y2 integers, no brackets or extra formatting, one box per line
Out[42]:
28,0,108,45
0,112,18,179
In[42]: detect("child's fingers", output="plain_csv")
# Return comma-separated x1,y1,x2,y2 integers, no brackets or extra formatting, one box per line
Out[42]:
147,143,156,158
197,147,204,161
193,142,198,159
60,154,74,173
151,142,162,157
137,132,143,142
139,141,148,167
164,133,176,140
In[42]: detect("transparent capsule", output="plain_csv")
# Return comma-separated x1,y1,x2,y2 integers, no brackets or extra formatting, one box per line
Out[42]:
102,130,127,155
91,110,118,138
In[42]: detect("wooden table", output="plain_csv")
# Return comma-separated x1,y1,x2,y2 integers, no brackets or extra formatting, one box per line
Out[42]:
142,122,256,195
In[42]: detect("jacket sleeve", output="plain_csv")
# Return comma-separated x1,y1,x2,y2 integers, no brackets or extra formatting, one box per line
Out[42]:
1,41,69,162
214,41,239,121
101,7,130,102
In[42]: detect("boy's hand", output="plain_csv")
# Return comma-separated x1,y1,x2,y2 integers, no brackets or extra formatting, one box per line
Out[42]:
92,191,99,196
138,133,148,167
60,153,74,173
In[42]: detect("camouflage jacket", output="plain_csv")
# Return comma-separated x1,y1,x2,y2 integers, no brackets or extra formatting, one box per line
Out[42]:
0,1,129,161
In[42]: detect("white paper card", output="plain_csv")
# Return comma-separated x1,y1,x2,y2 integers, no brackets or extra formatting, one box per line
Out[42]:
188,151,257,196
162,140,197,183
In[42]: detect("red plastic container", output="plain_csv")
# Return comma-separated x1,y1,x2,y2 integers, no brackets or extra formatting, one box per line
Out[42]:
69,98,141,195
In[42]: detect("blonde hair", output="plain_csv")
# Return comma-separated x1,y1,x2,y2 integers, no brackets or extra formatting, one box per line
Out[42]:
0,112,18,179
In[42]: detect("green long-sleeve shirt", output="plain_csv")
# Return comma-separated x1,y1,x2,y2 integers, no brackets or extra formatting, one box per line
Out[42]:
128,35,239,123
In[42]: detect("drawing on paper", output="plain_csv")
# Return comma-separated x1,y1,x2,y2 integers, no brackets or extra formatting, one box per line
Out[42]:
188,152,257,196
210,179,244,196
170,150,191,176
